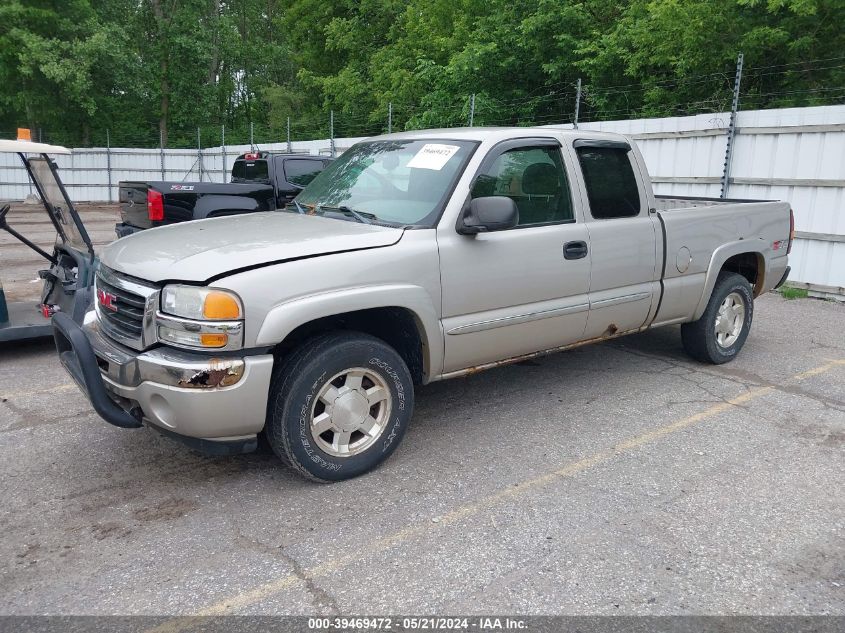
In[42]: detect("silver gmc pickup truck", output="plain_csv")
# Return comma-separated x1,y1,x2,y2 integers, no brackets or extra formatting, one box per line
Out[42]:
53,128,793,481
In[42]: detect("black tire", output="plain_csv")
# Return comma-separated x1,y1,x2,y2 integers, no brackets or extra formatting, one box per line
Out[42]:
681,272,754,364
265,331,414,482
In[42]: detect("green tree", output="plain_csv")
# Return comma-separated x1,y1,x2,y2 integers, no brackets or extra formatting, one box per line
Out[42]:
0,0,133,144
577,0,845,118
1,0,842,147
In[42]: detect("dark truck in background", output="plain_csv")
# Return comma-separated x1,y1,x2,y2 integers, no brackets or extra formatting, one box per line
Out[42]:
115,152,331,237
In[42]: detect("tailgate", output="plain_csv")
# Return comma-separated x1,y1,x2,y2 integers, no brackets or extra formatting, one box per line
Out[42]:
119,182,152,229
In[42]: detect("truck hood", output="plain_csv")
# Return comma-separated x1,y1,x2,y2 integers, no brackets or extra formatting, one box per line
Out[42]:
100,212,405,283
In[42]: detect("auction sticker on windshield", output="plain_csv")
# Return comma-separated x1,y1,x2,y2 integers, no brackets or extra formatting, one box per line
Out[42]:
406,144,460,170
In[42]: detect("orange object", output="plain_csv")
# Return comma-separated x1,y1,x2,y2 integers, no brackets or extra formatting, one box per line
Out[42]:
199,333,228,347
203,291,241,319
17,128,32,141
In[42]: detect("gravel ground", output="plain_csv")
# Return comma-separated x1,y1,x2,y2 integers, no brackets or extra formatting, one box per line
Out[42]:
0,289,843,616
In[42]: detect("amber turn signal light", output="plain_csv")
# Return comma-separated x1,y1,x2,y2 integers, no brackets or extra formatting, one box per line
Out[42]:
199,333,228,347
203,291,241,320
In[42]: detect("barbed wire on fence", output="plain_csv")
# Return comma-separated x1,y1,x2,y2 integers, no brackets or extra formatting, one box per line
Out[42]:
4,53,843,153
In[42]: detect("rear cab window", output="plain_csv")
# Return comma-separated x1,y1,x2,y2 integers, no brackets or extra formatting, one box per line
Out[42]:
231,159,270,183
575,144,641,219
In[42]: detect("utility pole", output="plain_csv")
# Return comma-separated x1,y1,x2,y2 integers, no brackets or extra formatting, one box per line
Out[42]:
249,121,254,149
105,129,113,203
330,110,335,157
221,125,226,183
388,102,393,134
721,52,744,199
286,117,291,153
468,94,476,127
573,78,582,129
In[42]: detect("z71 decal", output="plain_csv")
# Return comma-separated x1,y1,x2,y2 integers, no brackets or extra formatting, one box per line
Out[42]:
170,185,195,191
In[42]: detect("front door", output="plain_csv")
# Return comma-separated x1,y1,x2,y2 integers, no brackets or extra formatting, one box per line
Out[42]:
438,139,591,375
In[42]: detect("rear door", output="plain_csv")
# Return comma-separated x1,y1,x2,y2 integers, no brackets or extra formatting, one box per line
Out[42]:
567,140,660,338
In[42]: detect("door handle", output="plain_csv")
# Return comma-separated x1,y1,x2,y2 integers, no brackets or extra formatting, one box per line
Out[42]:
563,240,588,260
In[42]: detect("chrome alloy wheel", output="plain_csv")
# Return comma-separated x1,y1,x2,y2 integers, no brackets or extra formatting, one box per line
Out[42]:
310,367,392,457
714,291,746,348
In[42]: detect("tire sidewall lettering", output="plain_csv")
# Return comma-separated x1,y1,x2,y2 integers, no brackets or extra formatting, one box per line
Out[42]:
281,343,413,479
366,357,408,453
296,370,342,472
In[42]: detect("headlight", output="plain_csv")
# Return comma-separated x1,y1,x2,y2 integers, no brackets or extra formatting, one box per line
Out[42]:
161,285,242,320
157,285,244,350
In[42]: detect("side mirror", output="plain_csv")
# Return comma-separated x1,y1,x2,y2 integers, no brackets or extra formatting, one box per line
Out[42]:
457,197,519,235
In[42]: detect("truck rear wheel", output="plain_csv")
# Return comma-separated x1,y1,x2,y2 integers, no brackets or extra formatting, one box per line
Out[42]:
681,272,754,364
265,332,414,482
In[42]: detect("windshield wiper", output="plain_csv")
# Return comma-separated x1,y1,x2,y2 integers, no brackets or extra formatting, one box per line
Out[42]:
316,205,376,225
291,199,307,214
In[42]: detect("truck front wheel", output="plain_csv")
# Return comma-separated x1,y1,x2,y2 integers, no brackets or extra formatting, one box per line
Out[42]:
681,272,754,364
265,332,414,482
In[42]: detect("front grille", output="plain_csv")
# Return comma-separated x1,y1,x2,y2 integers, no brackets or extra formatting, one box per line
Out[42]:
96,267,158,350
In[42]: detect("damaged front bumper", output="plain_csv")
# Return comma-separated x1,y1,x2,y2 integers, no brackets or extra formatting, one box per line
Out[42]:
52,310,274,455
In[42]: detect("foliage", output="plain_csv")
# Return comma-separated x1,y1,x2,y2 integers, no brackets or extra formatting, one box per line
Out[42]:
0,0,842,147
779,285,809,299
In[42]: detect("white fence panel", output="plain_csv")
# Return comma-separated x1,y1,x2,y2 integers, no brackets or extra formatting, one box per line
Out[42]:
723,106,845,294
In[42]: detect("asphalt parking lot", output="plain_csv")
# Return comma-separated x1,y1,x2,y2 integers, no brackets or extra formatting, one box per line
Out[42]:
1,279,843,615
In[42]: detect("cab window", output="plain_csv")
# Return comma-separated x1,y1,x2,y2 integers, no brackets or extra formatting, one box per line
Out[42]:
470,147,573,226
284,159,324,188
575,147,641,219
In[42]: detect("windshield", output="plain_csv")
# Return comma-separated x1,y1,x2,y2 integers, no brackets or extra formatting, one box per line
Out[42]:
295,139,477,227
28,156,92,254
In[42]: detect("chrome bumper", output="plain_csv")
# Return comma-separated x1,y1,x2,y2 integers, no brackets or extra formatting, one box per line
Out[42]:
80,311,274,442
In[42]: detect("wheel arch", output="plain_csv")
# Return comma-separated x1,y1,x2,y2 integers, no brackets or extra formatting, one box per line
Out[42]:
194,195,261,219
257,285,442,385
692,243,766,320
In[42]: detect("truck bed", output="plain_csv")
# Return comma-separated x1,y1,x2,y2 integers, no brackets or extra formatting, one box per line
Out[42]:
119,180,275,231
652,196,791,326
654,194,768,210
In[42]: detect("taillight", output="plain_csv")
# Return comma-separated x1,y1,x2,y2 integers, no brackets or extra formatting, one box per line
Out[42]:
244,152,260,160
147,189,164,222
787,208,795,254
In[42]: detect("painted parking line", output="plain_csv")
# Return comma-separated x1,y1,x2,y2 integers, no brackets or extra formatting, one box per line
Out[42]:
147,358,844,629
795,358,845,380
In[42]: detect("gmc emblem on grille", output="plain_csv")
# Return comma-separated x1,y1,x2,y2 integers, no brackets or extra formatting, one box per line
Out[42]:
97,288,118,312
